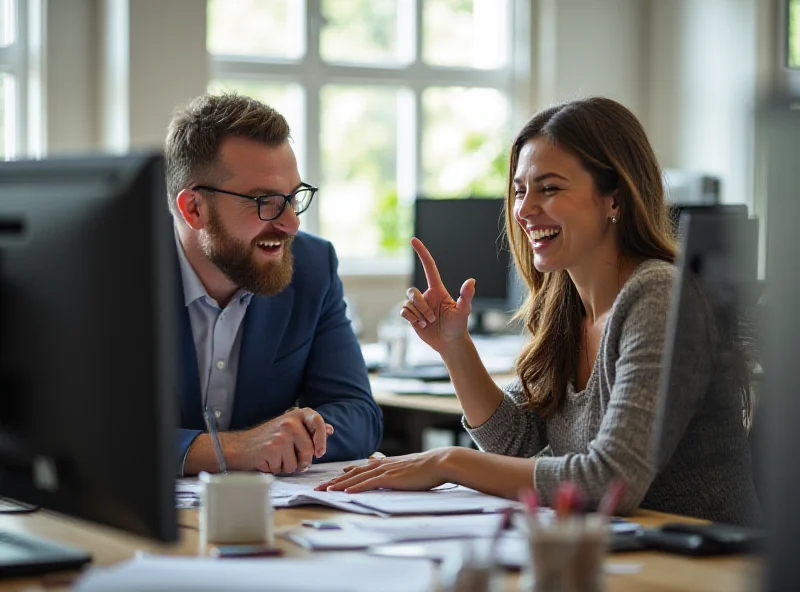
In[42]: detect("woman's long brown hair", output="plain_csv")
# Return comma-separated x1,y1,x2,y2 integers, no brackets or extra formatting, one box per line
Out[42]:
505,97,676,416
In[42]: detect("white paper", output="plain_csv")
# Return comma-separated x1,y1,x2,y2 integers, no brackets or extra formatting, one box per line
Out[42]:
284,514,521,551
352,513,510,539
284,527,392,551
178,461,516,518
74,556,434,592
369,536,528,569
345,486,519,515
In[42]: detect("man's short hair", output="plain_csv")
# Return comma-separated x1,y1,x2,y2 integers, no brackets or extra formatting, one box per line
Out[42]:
164,93,291,217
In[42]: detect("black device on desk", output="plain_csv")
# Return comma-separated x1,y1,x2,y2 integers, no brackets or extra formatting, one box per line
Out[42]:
637,522,764,556
378,363,451,382
0,153,179,577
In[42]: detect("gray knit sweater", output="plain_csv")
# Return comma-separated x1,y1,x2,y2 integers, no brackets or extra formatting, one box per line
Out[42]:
465,260,761,526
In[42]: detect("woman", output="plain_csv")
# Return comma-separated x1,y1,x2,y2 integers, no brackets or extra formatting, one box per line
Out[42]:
318,97,760,525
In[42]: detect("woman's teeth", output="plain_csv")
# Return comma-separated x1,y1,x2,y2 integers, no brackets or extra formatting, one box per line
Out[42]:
532,228,561,240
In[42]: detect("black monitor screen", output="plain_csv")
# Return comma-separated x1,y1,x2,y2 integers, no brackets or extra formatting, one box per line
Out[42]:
413,198,513,311
654,208,758,471
0,153,178,542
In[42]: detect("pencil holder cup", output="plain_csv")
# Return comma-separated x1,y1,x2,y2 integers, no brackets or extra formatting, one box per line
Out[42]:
518,513,609,592
199,472,274,545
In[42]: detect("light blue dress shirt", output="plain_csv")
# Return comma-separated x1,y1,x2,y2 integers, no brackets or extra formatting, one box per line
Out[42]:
174,230,253,432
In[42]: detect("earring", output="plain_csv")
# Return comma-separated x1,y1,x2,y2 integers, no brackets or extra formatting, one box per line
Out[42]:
611,215,618,224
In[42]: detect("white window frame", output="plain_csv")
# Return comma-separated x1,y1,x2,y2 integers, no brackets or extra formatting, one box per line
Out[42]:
786,0,800,95
0,0,44,159
209,0,530,275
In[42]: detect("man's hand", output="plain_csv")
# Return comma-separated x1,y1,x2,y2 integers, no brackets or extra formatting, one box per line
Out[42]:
228,407,334,474
185,407,334,475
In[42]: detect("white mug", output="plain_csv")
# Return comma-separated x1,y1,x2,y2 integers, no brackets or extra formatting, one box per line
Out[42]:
199,472,274,544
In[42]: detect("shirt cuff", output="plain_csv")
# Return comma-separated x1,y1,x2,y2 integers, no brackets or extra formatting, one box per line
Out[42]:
178,433,202,477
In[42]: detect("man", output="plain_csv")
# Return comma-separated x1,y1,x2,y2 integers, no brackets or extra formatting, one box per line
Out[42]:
165,93,382,475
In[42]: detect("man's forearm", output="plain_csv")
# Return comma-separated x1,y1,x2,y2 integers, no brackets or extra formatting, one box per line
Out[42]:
184,432,239,475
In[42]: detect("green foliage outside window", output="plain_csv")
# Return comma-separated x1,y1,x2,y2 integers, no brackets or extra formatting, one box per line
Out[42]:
790,0,800,68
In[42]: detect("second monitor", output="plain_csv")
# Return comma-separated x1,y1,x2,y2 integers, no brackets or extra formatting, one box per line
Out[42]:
413,197,520,334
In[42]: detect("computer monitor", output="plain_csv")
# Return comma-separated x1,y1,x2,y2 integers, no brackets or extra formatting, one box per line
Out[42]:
761,97,800,591
654,208,759,470
0,153,178,546
412,197,520,334
666,203,748,238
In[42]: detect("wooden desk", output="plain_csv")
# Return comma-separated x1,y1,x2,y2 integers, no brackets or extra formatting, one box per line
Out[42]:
0,507,760,591
371,381,464,455
371,389,463,416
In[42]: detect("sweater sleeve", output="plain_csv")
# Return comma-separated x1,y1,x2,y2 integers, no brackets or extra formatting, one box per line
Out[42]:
462,381,549,458
533,271,713,514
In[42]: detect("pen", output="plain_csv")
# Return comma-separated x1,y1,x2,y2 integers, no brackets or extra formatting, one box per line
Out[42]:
203,406,227,474
555,482,579,521
489,507,514,564
518,488,539,516
301,520,342,530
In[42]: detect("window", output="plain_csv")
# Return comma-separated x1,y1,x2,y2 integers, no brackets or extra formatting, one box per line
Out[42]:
0,0,32,159
790,0,800,69
207,0,522,269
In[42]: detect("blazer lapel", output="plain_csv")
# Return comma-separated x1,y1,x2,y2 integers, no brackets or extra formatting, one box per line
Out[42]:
230,285,295,427
177,283,204,430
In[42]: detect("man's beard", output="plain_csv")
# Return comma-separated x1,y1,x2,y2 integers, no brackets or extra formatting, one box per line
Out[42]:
200,203,294,297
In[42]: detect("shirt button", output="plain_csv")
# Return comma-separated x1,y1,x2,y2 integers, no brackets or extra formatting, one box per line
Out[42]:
216,360,225,370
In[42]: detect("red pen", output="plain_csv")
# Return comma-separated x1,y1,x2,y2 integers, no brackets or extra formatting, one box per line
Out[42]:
555,482,579,520
518,488,539,516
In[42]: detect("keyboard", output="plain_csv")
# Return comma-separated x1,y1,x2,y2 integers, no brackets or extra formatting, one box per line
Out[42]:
0,530,91,578
378,364,451,382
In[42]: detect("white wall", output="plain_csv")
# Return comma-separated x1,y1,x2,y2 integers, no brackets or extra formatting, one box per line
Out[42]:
42,0,207,154
531,0,648,120
646,0,759,208
43,0,96,153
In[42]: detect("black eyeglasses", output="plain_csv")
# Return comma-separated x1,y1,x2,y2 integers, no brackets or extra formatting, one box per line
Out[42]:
191,183,317,221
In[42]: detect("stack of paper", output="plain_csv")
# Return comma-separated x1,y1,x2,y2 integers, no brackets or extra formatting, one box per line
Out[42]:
177,460,519,518
74,556,434,592
284,513,519,551
369,536,528,569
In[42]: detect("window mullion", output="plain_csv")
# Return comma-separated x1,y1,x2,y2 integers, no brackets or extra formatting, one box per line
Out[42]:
303,0,323,235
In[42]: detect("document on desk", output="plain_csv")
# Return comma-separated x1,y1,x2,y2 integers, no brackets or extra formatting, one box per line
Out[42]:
73,556,434,592
178,460,518,518
285,513,525,551
343,485,519,515
369,535,528,569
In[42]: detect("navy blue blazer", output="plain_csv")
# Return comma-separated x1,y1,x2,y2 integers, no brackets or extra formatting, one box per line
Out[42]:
176,231,383,467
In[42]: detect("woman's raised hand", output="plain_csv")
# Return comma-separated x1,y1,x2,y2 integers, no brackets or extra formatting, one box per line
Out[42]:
401,237,475,352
